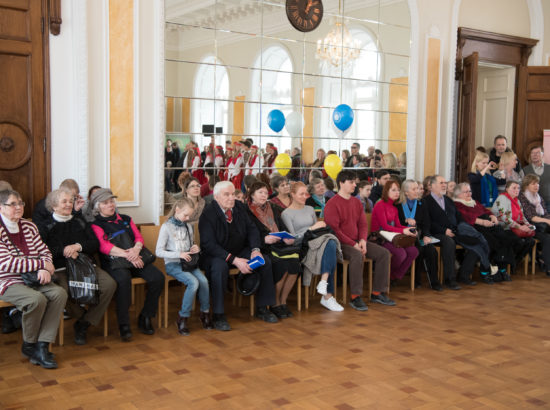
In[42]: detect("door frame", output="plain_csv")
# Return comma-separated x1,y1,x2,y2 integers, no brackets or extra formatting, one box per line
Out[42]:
455,27,538,170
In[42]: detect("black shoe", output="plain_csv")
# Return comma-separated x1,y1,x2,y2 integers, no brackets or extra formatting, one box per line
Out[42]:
431,282,443,291
199,311,213,330
255,306,278,323
480,274,494,285
414,282,422,289
2,309,16,334
500,271,512,282
281,304,293,318
73,319,90,345
370,293,396,306
119,324,133,342
492,272,503,283
30,342,57,369
212,314,231,331
445,281,461,290
9,309,22,329
138,314,155,335
269,305,287,319
21,341,36,358
546,271,550,277
176,315,190,336
458,279,477,286
349,296,368,311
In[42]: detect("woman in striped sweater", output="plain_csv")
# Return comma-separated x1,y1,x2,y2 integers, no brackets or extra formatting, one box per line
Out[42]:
0,189,67,369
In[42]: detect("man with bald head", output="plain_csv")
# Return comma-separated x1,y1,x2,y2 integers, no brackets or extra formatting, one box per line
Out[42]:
199,181,277,331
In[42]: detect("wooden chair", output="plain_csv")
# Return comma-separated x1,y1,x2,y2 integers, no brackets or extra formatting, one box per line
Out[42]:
531,238,540,275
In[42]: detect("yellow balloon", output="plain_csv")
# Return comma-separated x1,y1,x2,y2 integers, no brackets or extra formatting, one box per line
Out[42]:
274,153,292,176
324,154,343,179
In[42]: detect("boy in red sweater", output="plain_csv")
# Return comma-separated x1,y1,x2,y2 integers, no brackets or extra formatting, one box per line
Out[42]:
325,170,395,310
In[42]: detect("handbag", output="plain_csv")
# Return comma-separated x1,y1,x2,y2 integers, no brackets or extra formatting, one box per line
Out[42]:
105,229,156,269
20,270,41,288
66,254,100,305
369,230,416,248
179,222,200,271
511,226,536,238
300,226,335,260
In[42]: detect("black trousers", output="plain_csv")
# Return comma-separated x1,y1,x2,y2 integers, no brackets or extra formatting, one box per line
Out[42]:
475,225,521,268
415,243,440,286
434,234,479,282
108,264,165,326
205,249,276,315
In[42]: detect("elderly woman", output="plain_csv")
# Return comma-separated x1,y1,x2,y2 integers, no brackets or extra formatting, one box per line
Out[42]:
182,177,205,224
519,174,550,276
493,151,523,192
90,189,164,341
370,179,419,282
36,188,116,345
396,180,441,290
270,175,292,210
247,182,300,318
306,178,327,218
0,190,67,369
453,183,519,283
491,181,535,276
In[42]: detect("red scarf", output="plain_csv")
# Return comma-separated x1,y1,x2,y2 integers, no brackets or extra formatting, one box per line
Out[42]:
504,192,523,222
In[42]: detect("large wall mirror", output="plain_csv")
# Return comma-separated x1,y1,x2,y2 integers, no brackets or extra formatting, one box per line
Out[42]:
164,0,411,206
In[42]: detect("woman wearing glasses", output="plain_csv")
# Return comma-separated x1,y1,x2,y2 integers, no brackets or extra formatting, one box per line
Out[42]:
181,177,205,225
0,190,67,369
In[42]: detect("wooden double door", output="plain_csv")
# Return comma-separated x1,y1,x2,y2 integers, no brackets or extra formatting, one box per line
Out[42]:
0,0,52,216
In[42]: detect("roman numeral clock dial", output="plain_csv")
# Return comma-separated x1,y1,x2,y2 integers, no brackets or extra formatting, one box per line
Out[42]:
286,0,323,32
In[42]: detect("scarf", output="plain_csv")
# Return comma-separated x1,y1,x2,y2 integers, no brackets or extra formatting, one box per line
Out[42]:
311,194,325,217
454,198,476,208
401,199,417,220
0,213,19,233
503,192,523,222
480,173,497,207
168,216,185,227
523,190,545,216
52,213,73,222
249,201,278,233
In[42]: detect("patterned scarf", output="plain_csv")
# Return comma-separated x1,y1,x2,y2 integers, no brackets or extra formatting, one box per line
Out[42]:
249,201,278,233
523,190,545,216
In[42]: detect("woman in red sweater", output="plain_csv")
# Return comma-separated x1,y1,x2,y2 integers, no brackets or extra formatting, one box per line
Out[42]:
371,179,418,281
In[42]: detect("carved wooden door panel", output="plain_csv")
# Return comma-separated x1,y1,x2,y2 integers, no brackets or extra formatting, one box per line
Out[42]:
0,0,50,216
515,66,550,164
456,52,478,183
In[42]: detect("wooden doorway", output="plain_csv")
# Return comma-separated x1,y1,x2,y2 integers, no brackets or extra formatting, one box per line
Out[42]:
0,0,59,216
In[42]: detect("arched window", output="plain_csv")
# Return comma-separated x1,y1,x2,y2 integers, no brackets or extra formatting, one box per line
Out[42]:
193,55,229,147
249,45,293,152
318,27,380,153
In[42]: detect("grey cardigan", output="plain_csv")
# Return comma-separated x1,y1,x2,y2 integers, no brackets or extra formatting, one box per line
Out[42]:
156,221,194,264
301,233,342,286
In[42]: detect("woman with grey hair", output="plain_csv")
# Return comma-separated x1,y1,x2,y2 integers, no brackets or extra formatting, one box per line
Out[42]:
90,188,164,341
0,189,67,369
305,178,326,217
36,188,117,345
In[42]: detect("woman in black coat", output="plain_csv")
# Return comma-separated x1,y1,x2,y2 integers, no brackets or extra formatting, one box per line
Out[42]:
247,181,301,319
396,180,442,291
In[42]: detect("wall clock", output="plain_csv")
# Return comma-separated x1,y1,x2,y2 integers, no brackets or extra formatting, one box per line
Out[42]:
285,0,323,33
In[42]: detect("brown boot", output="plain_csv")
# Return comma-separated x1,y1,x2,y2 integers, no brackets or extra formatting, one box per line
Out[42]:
176,315,190,336
199,311,213,330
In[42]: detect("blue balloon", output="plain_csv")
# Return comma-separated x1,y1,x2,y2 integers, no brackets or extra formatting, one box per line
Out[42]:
267,109,285,133
332,104,354,132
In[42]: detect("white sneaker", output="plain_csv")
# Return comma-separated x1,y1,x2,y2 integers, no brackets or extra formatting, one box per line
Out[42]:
320,296,344,312
490,265,498,275
316,279,328,295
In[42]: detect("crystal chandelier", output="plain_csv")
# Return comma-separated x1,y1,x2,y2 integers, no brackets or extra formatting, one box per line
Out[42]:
316,21,361,67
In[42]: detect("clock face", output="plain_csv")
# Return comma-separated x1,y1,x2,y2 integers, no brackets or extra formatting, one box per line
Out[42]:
286,0,323,33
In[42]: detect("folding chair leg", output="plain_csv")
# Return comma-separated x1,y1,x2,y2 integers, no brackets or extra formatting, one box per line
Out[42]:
305,285,309,310
103,310,108,337
297,276,301,311
249,295,255,316
411,260,415,291
58,312,64,346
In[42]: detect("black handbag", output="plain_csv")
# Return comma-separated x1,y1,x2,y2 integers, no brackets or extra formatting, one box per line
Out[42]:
66,254,100,305
300,226,335,260
105,229,156,269
179,223,199,271
20,270,41,288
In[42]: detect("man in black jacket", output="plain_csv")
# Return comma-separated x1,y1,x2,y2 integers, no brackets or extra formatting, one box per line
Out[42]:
489,135,522,174
199,181,277,331
424,175,479,289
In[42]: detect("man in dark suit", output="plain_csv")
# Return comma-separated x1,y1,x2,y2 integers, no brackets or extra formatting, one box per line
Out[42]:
199,181,277,331
424,175,479,289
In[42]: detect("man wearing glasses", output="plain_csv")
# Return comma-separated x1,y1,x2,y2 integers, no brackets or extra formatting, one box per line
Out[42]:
345,143,362,168
524,146,550,212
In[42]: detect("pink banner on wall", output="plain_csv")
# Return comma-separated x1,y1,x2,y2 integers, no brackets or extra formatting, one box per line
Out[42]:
544,130,550,163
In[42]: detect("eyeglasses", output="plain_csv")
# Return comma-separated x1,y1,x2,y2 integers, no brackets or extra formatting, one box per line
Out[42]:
187,184,201,189
3,201,25,208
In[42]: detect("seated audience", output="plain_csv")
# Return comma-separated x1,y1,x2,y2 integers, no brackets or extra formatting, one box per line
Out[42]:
371,178,419,282
306,178,327,218
156,198,212,335
32,179,85,227
468,151,499,207
248,182,300,318
0,189,67,369
182,177,205,225
356,180,373,213
417,180,425,198
199,181,278,330
369,170,391,204
491,181,536,276
37,188,116,345
523,146,550,213
446,181,456,199
270,175,292,210
91,189,164,341
82,185,102,222
282,182,344,311
396,180,442,290
518,174,550,276
324,170,395,309
422,176,431,197
493,151,523,192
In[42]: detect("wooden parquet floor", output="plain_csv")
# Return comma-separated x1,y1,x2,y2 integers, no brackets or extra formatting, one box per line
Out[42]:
1,272,550,410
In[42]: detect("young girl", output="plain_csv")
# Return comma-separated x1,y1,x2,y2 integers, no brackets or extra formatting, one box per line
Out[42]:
355,180,373,212
156,198,212,335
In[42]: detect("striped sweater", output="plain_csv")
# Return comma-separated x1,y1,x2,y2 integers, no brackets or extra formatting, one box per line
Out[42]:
0,220,53,295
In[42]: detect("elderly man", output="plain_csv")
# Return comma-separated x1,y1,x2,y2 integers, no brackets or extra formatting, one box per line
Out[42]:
199,181,277,331
523,146,550,212
489,135,522,174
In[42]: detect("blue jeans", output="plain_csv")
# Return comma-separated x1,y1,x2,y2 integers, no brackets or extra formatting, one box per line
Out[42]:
165,262,210,317
320,239,337,295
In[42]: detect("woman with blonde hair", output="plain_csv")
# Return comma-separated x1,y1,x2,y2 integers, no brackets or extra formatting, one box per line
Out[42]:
493,151,524,192
382,153,398,169
468,151,500,206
